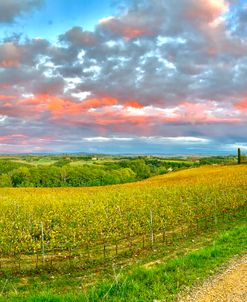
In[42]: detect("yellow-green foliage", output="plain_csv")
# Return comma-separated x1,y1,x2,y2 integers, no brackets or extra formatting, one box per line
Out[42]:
0,165,246,256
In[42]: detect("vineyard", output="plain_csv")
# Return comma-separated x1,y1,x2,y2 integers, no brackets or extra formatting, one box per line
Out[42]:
0,165,246,273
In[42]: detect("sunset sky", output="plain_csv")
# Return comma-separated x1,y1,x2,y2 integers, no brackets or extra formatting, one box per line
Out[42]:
0,0,247,154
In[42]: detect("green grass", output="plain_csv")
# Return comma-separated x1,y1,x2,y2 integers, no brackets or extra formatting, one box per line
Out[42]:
0,218,246,302
83,224,247,302
11,159,57,166
162,159,195,164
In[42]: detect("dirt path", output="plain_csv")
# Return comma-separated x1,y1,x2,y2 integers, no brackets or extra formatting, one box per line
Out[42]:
178,254,247,302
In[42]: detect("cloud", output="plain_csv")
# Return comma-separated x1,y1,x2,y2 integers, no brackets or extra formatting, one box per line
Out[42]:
0,43,20,67
81,135,210,145
0,0,44,24
59,27,97,47
139,136,211,144
0,94,16,100
98,15,154,39
82,136,134,142
225,142,247,151
235,99,247,110
0,0,247,154
0,115,7,123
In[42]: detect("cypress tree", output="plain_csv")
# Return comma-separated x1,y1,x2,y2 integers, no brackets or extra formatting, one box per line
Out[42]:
238,148,241,164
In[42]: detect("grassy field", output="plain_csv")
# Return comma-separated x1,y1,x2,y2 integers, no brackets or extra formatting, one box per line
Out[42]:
0,164,246,300
11,159,58,166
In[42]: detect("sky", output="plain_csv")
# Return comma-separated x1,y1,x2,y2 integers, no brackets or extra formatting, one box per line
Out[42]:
0,0,247,155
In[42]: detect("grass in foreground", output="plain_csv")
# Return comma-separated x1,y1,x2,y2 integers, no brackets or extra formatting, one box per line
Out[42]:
1,220,246,302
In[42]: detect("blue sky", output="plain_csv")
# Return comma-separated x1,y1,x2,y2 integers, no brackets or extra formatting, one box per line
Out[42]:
0,0,114,42
0,0,247,155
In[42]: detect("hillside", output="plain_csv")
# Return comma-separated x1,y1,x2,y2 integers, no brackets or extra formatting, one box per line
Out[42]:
0,165,246,301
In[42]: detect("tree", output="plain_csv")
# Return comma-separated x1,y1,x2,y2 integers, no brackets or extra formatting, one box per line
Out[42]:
128,159,151,179
0,174,12,187
11,167,31,187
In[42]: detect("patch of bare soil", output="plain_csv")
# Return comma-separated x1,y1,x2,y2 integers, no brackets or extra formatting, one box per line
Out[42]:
178,254,247,302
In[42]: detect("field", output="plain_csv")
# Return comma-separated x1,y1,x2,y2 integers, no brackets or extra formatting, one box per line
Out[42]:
0,164,246,300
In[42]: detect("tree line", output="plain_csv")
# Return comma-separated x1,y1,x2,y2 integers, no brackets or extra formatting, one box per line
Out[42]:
0,158,197,188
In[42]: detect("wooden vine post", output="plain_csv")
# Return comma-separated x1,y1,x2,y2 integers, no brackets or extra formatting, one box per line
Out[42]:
41,222,45,267
150,209,154,248
238,148,241,164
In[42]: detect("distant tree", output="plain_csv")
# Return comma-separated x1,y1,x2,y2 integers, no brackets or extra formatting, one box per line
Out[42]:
128,159,151,179
60,166,69,185
0,155,198,188
0,174,12,187
117,168,136,183
11,167,31,187
39,166,61,187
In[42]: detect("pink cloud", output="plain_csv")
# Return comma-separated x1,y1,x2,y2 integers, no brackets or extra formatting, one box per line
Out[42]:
61,101,241,127
15,94,119,119
175,101,241,123
235,99,247,110
0,134,55,148
0,43,20,68
185,0,228,23
0,95,16,100
99,16,153,39
124,101,144,108
3,93,242,129
0,134,28,143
